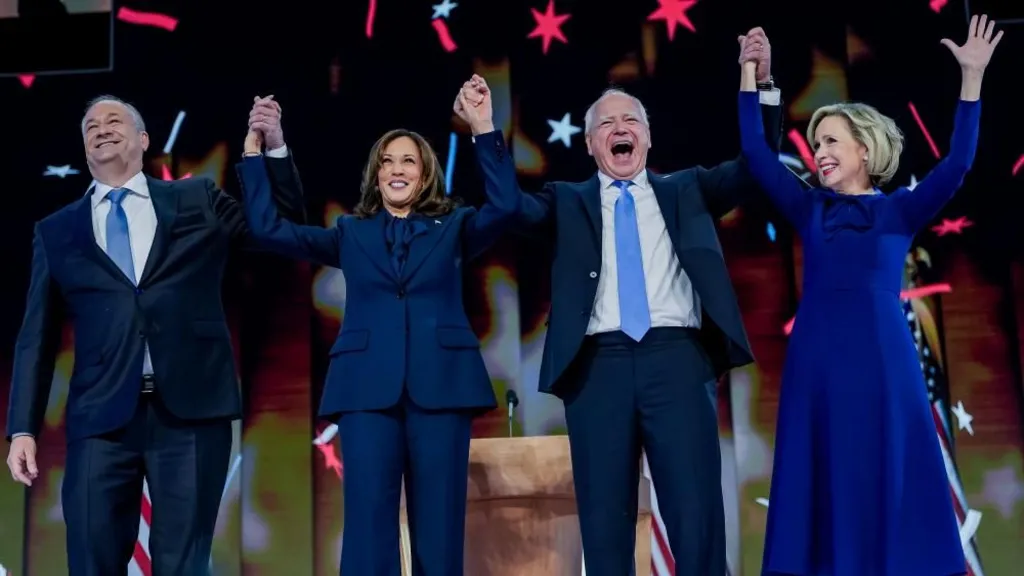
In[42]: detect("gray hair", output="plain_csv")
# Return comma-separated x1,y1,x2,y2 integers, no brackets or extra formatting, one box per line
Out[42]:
583,88,650,134
81,95,146,135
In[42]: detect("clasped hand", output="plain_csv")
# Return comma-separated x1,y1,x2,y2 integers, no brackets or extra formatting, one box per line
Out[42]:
453,74,495,136
737,27,772,83
245,95,283,155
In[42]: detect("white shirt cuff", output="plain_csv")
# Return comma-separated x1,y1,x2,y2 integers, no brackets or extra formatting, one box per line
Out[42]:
758,89,781,106
265,145,288,158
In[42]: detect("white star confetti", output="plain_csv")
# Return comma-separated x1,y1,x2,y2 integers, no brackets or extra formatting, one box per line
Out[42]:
43,165,80,178
546,112,581,147
951,400,974,436
907,174,919,190
755,497,769,507
431,0,457,19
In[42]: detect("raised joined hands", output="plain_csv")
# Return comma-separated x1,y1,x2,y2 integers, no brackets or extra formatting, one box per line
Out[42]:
941,14,1003,73
737,27,772,84
248,95,284,151
453,74,494,136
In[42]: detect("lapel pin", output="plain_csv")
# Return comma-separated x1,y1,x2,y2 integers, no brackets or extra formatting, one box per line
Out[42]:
434,219,442,225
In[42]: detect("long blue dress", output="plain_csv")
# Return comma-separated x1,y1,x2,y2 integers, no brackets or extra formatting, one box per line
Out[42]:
738,90,979,576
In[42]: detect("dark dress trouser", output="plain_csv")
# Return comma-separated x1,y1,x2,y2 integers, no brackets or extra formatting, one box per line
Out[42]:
337,395,475,576
63,391,232,576
563,327,726,576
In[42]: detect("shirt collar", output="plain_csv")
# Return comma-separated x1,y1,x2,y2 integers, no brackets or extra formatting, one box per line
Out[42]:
88,171,150,208
597,169,649,192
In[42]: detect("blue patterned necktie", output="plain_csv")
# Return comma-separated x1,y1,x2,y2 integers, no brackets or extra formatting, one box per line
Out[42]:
105,187,136,284
613,180,651,341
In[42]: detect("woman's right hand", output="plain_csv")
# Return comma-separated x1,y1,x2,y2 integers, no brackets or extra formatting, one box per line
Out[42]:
737,33,761,91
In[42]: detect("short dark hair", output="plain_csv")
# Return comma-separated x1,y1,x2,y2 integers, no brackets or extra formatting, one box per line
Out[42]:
353,129,459,218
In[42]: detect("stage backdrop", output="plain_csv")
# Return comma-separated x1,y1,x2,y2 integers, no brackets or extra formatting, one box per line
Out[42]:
1,1,1022,574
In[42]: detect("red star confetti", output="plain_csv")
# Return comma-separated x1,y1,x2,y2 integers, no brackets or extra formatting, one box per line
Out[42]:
931,216,973,236
930,0,948,13
116,7,178,31
908,101,940,159
528,0,570,54
647,0,698,41
18,74,34,88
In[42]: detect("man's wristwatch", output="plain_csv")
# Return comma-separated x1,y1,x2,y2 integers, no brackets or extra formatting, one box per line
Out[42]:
756,76,775,91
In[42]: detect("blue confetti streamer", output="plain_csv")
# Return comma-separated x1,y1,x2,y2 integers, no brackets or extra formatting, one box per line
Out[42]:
445,132,457,195
766,222,776,242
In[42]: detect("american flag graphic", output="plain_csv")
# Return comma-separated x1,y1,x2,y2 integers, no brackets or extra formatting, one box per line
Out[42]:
904,273,984,575
128,481,153,576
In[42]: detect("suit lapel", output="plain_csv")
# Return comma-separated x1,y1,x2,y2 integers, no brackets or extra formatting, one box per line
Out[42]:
577,175,602,246
72,195,134,286
402,215,449,282
648,170,682,249
349,213,398,282
139,178,177,285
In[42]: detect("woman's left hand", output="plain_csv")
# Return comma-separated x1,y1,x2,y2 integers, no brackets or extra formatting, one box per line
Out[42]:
941,14,1003,73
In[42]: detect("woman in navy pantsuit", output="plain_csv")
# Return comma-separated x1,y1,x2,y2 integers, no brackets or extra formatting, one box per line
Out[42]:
236,75,519,575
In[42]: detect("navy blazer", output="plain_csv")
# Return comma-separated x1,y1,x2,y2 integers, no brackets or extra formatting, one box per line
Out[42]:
517,102,784,396
7,156,307,442
235,130,519,418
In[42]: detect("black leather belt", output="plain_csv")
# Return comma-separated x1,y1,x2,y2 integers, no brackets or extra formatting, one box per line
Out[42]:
141,374,156,394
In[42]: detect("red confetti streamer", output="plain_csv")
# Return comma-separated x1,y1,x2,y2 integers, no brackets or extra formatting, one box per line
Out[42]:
365,0,377,38
783,283,953,335
432,18,457,52
787,129,816,174
316,442,343,479
908,102,940,159
1012,154,1024,176
18,74,34,88
117,7,178,31
160,165,191,181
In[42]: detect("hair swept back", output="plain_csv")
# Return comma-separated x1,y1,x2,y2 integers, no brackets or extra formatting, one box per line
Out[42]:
353,129,459,218
808,102,904,186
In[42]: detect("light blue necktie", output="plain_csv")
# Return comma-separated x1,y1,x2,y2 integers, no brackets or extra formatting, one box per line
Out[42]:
614,180,651,341
105,188,136,283
105,188,153,375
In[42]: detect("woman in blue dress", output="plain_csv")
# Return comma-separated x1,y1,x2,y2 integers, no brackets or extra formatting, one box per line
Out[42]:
736,15,1003,576
237,75,519,575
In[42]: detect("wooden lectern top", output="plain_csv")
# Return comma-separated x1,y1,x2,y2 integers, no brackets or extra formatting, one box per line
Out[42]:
467,436,576,501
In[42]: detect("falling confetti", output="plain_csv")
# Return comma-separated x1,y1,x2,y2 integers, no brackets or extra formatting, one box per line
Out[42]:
929,0,948,13
116,7,179,31
432,0,457,19
432,18,458,52
43,165,80,178
18,75,34,88
527,0,571,54
907,101,940,159
951,400,974,435
786,129,816,175
784,283,953,334
160,165,192,181
445,132,457,195
365,0,378,38
162,111,186,155
546,112,581,147
1012,154,1023,176
647,0,698,41
755,497,769,507
766,222,776,242
931,216,973,236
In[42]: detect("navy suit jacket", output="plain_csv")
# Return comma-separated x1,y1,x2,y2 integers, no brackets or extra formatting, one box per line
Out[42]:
6,155,306,443
235,130,519,418
519,102,784,396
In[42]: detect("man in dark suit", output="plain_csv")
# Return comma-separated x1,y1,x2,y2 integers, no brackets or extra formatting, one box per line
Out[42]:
517,29,782,575
5,94,305,575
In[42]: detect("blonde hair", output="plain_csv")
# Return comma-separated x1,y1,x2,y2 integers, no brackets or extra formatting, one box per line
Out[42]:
807,103,904,186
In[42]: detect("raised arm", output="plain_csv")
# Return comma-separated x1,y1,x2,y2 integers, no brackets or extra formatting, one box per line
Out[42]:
891,14,998,233
698,27,785,219
233,148,340,268
738,60,813,227
8,224,64,442
454,75,553,246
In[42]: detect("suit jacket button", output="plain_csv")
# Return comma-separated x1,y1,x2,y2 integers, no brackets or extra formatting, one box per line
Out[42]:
589,271,597,278
397,289,405,299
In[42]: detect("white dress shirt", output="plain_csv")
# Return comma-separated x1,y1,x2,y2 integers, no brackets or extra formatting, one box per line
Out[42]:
586,90,780,336
587,171,701,334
